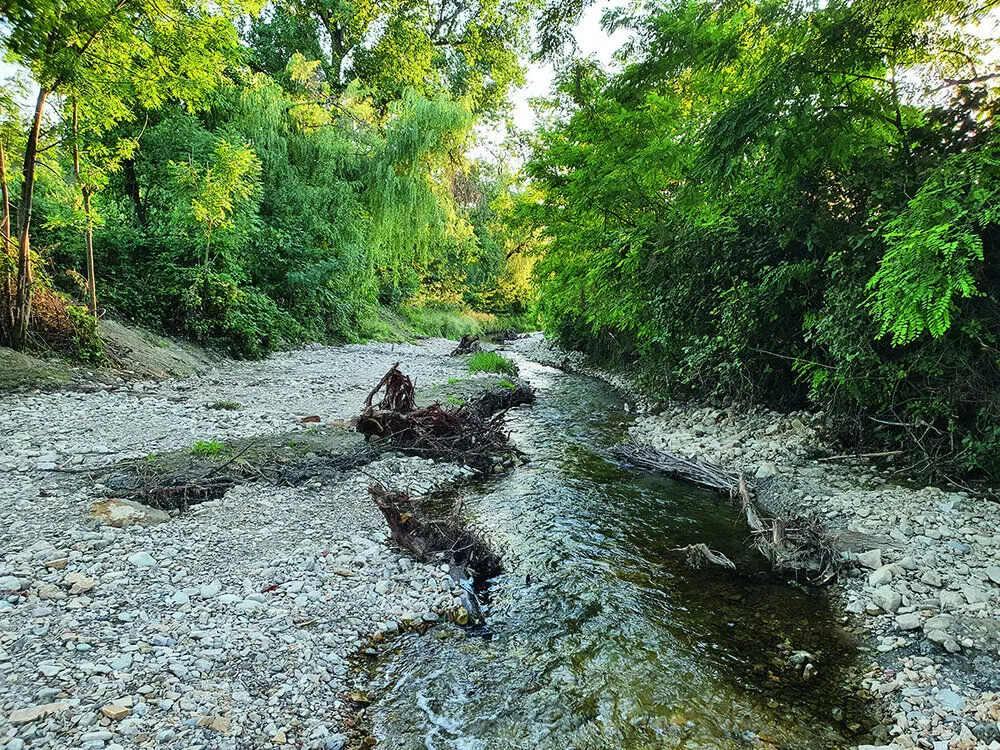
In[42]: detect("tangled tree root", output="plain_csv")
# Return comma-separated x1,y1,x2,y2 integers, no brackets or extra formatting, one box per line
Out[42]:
356,364,523,471
369,484,500,623
614,440,840,582
450,334,481,356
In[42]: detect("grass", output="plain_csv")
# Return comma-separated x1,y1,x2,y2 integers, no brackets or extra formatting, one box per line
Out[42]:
405,305,483,339
468,351,517,377
496,379,517,390
190,440,225,457
208,400,241,410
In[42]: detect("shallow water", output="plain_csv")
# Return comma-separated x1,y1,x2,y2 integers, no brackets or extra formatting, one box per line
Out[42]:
366,360,869,749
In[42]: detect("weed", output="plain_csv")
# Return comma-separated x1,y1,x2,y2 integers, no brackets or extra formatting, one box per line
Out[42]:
191,440,225,457
209,400,241,410
496,379,517,390
468,351,517,377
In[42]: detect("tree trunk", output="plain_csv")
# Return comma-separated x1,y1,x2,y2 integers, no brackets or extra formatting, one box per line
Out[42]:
12,88,49,349
73,100,98,318
0,140,13,340
123,158,146,225
83,189,97,317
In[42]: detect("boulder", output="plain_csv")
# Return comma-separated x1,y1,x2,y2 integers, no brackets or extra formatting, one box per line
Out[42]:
91,498,170,528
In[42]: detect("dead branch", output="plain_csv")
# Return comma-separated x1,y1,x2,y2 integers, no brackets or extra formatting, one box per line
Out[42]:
672,543,736,570
364,363,416,413
612,441,737,493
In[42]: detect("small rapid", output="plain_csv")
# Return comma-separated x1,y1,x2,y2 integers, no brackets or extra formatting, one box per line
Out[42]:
365,359,869,749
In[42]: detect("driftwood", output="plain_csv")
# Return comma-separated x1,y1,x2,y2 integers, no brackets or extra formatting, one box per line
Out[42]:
673,543,736,570
356,365,520,470
615,440,840,582
613,441,737,492
466,381,535,418
369,483,501,588
450,334,481,356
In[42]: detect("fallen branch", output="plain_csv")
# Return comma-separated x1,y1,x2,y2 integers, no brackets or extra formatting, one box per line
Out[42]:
672,543,736,570
612,441,737,493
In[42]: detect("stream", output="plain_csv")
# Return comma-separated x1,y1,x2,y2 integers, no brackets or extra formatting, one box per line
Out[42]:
365,359,870,749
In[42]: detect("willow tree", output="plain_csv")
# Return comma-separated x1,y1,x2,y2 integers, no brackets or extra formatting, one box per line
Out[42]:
0,0,248,346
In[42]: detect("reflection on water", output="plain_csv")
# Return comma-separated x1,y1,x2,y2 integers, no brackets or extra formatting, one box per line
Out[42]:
366,360,869,749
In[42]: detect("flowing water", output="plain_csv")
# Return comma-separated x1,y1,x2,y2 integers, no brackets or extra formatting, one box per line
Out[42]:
365,360,870,749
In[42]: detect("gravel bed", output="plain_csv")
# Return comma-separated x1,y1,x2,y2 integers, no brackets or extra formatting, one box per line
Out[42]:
0,339,473,750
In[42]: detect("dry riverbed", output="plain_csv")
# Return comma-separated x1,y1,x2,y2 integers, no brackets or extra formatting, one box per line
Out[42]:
0,339,490,750
510,333,1000,750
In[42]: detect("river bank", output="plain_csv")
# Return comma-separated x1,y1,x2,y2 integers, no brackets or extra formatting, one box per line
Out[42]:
509,334,1000,750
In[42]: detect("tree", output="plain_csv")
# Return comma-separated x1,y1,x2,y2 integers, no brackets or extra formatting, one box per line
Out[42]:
0,0,246,346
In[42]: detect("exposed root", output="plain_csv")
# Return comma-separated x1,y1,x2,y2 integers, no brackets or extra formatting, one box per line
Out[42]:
450,334,481,356
368,483,501,586
357,365,522,471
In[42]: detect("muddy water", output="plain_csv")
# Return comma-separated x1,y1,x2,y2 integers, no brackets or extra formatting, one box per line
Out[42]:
366,360,870,749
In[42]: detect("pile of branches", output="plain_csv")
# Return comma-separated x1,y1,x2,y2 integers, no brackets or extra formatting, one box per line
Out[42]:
369,483,501,583
356,364,519,470
614,440,840,582
450,334,481,356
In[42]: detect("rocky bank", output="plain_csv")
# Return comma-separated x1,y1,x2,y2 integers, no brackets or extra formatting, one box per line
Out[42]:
510,333,1000,750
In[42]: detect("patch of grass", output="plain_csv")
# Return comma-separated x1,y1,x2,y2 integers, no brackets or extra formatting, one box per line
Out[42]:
190,440,225,457
468,351,517,377
496,379,517,390
405,305,483,339
208,400,241,411
447,377,465,385
445,394,465,405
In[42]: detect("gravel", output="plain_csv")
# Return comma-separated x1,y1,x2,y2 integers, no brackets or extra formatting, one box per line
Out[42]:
0,339,473,749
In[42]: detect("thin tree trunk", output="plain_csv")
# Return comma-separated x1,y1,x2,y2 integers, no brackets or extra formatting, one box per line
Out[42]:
0,140,13,339
83,189,97,316
12,88,49,350
72,99,98,318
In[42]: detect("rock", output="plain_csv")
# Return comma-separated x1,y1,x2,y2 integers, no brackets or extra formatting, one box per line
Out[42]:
101,704,131,721
0,575,25,591
754,461,779,479
939,590,965,610
199,579,223,598
197,715,231,733
171,591,190,606
869,565,894,586
872,587,903,613
857,549,883,570
66,572,96,595
37,584,66,600
986,566,1000,585
8,701,71,725
935,688,966,712
895,613,921,630
91,498,170,527
920,570,943,587
272,730,287,744
127,551,158,568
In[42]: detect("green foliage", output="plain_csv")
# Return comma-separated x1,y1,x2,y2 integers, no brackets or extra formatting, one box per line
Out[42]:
190,439,225,457
66,305,104,365
468,350,517,376
404,305,483,339
496,378,517,390
525,0,1000,476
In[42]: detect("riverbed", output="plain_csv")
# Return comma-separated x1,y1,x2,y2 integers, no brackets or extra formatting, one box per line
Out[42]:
365,359,869,749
